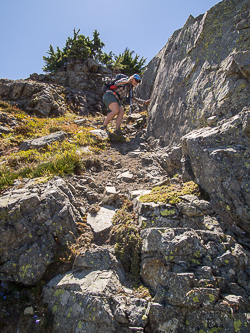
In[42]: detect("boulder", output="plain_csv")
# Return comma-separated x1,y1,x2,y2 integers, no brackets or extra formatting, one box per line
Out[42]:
102,186,120,204
87,206,116,245
74,118,87,126
73,245,125,283
181,108,250,233
154,145,182,176
42,269,122,333
42,246,149,332
97,65,112,74
86,58,100,73
19,131,67,151
90,129,109,140
0,125,12,135
0,178,81,285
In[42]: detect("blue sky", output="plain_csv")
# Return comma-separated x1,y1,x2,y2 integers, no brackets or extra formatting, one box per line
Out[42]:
0,0,220,80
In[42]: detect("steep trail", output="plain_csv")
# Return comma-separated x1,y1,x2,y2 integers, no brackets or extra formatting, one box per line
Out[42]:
64,114,169,213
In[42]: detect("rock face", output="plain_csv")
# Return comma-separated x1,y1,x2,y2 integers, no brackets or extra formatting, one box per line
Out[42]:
0,59,109,117
141,0,250,146
0,79,67,117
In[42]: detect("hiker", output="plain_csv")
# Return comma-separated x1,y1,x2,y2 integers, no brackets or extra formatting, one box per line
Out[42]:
101,74,150,134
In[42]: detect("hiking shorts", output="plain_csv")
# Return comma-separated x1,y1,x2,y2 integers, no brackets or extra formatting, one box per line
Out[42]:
103,91,121,109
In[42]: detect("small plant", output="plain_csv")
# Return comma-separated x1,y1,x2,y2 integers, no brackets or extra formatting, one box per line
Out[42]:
112,200,142,287
88,205,100,215
14,124,35,136
48,126,63,133
133,285,152,299
73,129,107,151
0,101,22,114
34,302,54,332
112,199,135,225
114,223,142,287
83,157,102,170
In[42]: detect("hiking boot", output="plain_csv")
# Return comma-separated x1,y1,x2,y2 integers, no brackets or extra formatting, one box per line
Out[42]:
113,129,123,135
100,125,107,131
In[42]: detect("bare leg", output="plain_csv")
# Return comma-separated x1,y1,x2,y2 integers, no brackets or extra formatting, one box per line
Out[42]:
115,106,124,130
103,102,124,130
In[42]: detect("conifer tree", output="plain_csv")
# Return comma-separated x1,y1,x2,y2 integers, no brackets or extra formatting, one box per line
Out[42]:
90,30,105,62
113,48,146,76
43,30,146,75
100,51,115,69
43,29,105,72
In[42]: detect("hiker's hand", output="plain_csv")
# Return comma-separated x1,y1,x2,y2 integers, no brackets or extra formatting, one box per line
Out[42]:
145,99,150,106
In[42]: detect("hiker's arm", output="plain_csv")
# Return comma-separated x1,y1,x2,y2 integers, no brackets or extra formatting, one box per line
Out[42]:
115,78,132,86
132,96,150,106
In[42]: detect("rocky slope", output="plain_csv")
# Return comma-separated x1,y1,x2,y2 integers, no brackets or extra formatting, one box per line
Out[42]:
0,0,250,332
1,123,250,332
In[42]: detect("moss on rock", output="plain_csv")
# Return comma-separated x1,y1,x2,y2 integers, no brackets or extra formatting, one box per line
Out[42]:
139,181,200,205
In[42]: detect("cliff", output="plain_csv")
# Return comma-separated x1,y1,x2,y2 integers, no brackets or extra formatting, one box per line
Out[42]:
140,0,250,260
142,0,250,145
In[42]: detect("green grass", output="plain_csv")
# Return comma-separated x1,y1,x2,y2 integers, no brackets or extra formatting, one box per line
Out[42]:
139,181,201,204
0,100,107,191
0,150,84,189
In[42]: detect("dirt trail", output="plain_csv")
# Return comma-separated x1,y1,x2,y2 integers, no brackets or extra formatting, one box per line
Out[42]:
65,116,168,212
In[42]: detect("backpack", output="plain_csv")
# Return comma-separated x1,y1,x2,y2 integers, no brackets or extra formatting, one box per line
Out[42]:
104,73,128,91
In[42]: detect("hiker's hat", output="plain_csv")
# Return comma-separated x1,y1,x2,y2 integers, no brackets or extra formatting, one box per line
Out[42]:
133,74,141,83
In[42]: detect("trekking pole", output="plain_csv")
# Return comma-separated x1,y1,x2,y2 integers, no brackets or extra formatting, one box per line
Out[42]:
129,88,132,116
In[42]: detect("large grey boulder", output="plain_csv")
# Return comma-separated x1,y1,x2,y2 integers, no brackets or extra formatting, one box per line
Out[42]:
43,269,122,333
73,245,125,283
42,246,150,333
181,108,250,233
142,0,250,145
0,178,81,285
86,58,99,73
90,129,109,140
148,302,249,333
0,125,12,135
19,131,67,151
